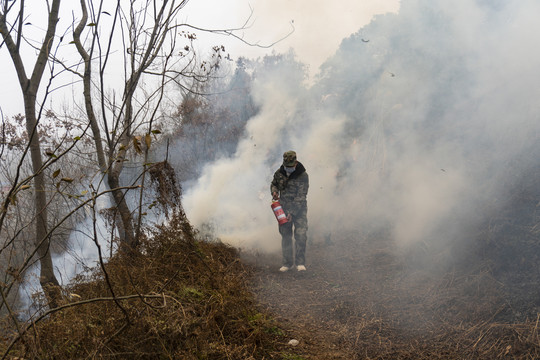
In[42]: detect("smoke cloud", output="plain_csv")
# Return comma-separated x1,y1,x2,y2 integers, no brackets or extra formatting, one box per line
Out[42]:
184,0,399,76
183,0,540,257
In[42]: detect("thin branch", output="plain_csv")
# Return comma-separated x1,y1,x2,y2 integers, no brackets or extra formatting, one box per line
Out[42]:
2,293,168,359
0,108,5,160
0,185,139,313
89,183,131,323
172,7,296,49
14,0,23,52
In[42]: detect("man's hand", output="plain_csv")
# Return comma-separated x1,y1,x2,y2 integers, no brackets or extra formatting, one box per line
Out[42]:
272,191,279,200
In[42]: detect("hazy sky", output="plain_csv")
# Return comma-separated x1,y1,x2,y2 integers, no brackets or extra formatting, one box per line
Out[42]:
0,0,399,115
183,0,400,74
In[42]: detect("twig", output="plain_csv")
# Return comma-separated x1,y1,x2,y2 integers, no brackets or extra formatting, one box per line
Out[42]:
2,293,166,359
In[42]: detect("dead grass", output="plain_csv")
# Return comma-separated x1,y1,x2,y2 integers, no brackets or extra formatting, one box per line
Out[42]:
246,225,540,360
3,199,540,359
1,212,299,359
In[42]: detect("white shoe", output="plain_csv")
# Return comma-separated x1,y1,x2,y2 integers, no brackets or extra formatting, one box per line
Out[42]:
297,265,306,271
279,266,290,272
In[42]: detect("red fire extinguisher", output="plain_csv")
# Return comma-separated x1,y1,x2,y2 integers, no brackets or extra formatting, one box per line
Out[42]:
271,200,288,225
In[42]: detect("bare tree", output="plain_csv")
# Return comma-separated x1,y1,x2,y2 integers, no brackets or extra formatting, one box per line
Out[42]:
0,0,285,311
72,0,223,250
0,0,62,306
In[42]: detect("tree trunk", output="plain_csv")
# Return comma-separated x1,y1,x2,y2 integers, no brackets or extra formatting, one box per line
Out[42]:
107,170,137,250
73,0,137,251
24,97,62,307
0,0,63,308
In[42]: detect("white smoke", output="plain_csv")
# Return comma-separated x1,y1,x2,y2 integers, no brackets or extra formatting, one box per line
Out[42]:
183,0,400,78
184,57,305,252
17,191,113,317
184,0,540,254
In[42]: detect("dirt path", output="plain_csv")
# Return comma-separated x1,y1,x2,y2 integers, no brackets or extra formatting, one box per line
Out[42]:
244,229,539,359
244,230,404,359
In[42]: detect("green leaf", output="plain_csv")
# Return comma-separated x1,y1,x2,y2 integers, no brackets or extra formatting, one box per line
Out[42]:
87,23,96,27
61,177,74,183
52,169,61,178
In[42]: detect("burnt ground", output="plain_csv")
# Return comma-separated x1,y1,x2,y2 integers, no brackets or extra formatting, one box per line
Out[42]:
243,228,540,359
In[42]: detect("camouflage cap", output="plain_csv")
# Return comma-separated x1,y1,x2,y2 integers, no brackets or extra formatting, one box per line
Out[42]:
283,150,297,167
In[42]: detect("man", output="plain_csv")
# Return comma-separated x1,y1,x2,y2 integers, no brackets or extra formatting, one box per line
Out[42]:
271,150,309,272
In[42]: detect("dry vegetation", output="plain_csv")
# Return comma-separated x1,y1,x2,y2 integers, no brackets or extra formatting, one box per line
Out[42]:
0,212,300,359
246,224,540,360
2,200,540,359
242,167,540,359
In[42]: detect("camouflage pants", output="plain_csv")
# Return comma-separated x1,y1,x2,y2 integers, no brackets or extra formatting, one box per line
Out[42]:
279,207,308,267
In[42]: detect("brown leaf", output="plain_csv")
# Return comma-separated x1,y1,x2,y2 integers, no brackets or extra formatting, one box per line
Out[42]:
145,134,152,149
133,136,142,154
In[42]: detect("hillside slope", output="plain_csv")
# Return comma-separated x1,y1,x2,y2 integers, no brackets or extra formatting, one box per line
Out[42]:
0,213,303,359
3,211,540,359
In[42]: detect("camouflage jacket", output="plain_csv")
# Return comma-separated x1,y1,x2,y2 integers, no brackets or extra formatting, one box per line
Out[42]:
270,162,309,216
